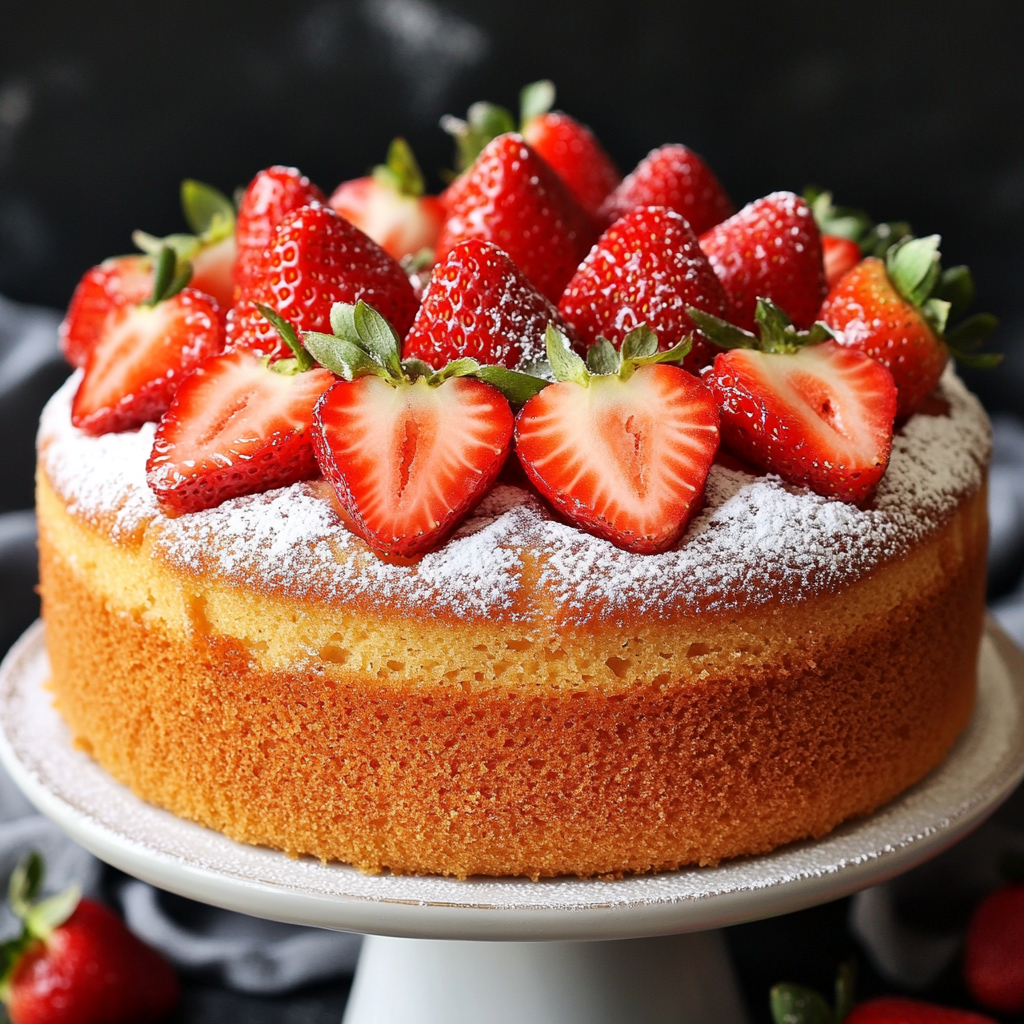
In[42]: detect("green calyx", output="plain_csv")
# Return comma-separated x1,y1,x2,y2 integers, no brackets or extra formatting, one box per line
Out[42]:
0,852,81,1001
254,304,316,375
546,323,692,386
134,178,235,263
302,301,548,403
146,245,192,306
769,962,855,1024
372,138,426,198
884,235,1002,368
688,298,834,355
803,186,911,258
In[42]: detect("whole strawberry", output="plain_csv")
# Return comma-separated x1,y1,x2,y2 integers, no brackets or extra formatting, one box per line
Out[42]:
964,882,1024,1014
558,205,729,373
226,203,418,360
403,239,579,373
598,143,734,235
0,852,179,1024
699,191,827,332
435,133,596,303
820,235,1000,419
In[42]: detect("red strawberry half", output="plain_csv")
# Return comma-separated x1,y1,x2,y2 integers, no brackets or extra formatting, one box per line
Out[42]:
694,298,896,504
403,239,578,372
147,308,335,515
234,165,327,297
1,852,179,1024
964,882,1024,1014
72,250,222,436
226,203,418,361
598,143,734,235
558,205,729,374
515,325,720,553
699,191,827,332
435,133,596,303
306,301,543,558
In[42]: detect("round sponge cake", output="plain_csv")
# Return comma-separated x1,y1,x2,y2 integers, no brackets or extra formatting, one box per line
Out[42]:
36,367,991,878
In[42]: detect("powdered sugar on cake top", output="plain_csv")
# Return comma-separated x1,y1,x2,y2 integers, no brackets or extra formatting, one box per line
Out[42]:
38,366,991,624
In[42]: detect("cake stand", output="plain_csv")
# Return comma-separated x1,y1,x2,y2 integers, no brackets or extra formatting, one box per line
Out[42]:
1,620,1023,1024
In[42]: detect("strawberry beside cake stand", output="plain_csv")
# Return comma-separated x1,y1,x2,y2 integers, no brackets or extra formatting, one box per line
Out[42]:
1,618,1022,1024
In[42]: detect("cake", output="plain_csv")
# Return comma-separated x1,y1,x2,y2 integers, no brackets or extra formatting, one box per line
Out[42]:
35,83,997,878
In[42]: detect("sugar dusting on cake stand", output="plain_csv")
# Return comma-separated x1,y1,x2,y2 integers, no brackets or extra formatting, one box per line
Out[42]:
1,619,1023,1023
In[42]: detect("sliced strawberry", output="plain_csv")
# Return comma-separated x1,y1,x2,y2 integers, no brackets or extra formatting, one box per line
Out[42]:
820,237,1000,419
695,300,896,504
964,883,1024,1014
435,133,596,303
515,325,719,553
558,205,729,374
226,203,418,361
822,234,862,287
330,138,445,262
59,255,153,368
234,166,326,297
403,239,578,372
699,191,827,332
72,253,222,436
598,144,734,235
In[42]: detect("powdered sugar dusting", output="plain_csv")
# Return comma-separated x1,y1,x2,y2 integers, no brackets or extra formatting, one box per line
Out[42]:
39,366,990,625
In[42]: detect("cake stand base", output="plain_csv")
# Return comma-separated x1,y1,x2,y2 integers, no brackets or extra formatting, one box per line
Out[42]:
343,931,747,1024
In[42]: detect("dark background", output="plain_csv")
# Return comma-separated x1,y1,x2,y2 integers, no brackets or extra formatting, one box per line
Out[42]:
2,0,1022,412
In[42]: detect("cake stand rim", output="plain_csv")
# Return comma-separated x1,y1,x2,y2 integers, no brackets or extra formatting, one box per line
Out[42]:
0,617,1021,942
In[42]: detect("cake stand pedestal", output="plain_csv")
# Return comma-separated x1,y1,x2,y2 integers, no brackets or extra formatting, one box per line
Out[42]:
2,620,1023,1024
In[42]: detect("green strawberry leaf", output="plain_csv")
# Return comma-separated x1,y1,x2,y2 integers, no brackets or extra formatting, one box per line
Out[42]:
181,179,235,240
400,247,436,274
770,984,834,1024
834,962,856,1024
803,187,872,242
441,101,516,173
887,235,942,307
132,229,200,261
586,338,621,375
302,331,387,381
24,885,80,942
8,852,43,919
620,324,659,361
936,264,975,322
946,312,1000,352
353,301,404,377
687,307,757,350
860,220,913,258
469,365,549,403
330,301,359,343
254,303,315,371
920,297,951,337
546,324,590,385
951,350,1003,369
402,357,433,381
520,79,555,126
146,246,192,305
373,138,426,198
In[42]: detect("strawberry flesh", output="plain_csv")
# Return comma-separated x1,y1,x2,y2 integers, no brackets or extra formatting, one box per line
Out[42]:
313,375,514,558
515,364,720,553
403,239,578,372
558,206,729,374
699,191,827,332
71,288,222,436
147,350,335,514
704,341,897,504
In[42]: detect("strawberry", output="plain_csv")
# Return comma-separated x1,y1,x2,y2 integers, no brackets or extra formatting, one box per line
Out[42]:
59,255,153,368
234,166,327,297
71,249,223,435
515,324,719,554
964,883,1024,1014
598,143,734,235
0,852,179,1024
698,191,827,332
330,138,445,263
822,234,863,287
132,178,237,308
147,307,335,514
845,1000,996,1024
820,236,1000,419
306,301,543,558
402,239,579,373
435,133,596,303
694,298,897,504
558,205,729,374
226,203,418,361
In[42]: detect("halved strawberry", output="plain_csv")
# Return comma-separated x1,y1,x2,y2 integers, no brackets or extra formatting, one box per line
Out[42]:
147,330,335,516
71,250,222,436
234,166,327,297
59,255,153,368
515,325,720,553
330,138,445,263
226,203,418,361
598,143,734,235
820,236,1000,419
435,133,596,303
403,239,578,372
306,301,542,558
694,298,897,504
698,191,827,332
558,205,729,373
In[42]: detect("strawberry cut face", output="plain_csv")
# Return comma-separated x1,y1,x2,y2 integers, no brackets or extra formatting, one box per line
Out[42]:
515,364,720,553
313,374,514,558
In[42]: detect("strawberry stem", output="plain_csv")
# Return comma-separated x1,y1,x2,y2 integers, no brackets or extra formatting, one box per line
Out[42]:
373,138,426,198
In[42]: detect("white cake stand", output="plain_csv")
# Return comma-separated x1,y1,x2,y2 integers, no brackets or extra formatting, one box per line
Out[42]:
1,620,1023,1024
